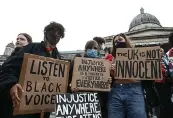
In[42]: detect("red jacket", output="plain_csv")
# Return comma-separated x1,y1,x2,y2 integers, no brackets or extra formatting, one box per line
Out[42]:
105,54,114,63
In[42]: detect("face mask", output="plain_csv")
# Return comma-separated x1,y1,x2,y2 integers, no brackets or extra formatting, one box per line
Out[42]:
101,44,105,50
45,31,60,45
86,49,98,58
115,41,127,48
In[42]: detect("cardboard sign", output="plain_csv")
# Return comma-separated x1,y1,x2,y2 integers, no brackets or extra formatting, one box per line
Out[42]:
13,53,70,115
115,46,162,80
71,57,111,91
55,93,102,118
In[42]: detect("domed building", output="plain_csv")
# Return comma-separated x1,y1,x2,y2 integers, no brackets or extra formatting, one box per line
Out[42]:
0,42,15,65
104,8,173,53
129,8,162,32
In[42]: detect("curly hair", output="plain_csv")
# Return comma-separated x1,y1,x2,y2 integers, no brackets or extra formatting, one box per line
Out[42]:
44,21,65,38
93,37,105,45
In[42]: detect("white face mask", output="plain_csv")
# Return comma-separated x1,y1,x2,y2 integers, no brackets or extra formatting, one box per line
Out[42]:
101,44,105,50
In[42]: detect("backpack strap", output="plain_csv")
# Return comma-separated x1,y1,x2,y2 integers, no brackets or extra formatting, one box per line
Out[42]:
56,48,61,60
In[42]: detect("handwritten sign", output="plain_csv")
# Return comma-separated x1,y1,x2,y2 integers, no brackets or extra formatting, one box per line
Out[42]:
115,46,162,80
55,93,102,118
13,53,70,115
71,57,111,91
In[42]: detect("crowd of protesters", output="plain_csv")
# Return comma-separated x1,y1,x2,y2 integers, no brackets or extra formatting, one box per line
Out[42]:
0,21,173,118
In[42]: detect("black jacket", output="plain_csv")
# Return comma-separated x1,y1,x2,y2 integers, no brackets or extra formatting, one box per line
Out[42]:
0,41,61,118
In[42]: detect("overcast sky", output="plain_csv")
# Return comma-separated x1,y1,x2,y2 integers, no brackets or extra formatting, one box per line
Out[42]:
0,0,172,54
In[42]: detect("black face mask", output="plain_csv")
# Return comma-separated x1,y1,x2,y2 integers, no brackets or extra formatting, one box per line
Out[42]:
45,31,60,45
115,42,127,48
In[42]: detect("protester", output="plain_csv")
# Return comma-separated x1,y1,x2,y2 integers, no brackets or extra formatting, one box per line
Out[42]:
12,33,32,55
142,47,165,118
3,33,32,65
93,37,105,50
69,40,111,118
105,53,114,63
108,33,147,118
0,33,32,71
93,37,105,58
158,32,173,118
0,33,32,118
0,21,65,118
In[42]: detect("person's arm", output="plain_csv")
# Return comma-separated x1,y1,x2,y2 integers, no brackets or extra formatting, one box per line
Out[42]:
0,44,33,91
0,44,34,106
68,60,74,93
68,56,81,93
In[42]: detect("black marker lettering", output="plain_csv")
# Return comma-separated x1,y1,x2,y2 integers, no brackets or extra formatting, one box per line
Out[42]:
132,61,138,78
30,60,36,74
48,62,54,76
34,82,39,92
25,95,33,105
145,61,150,79
41,61,47,75
59,64,65,77
37,61,41,75
34,94,40,105
139,61,144,78
41,82,47,92
26,81,32,92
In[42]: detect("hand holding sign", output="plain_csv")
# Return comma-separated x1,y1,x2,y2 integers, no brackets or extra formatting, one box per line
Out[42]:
71,87,80,92
108,77,112,84
10,83,24,107
71,77,112,92
40,111,44,118
110,64,115,77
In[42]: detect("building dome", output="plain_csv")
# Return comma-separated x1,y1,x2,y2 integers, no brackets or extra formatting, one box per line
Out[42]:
129,8,162,31
6,42,15,48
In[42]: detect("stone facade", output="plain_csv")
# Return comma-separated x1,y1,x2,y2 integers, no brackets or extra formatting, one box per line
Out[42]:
60,50,85,60
104,8,173,53
0,42,15,65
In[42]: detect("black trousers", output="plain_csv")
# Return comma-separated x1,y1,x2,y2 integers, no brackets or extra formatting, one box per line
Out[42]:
155,83,173,118
98,92,108,118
